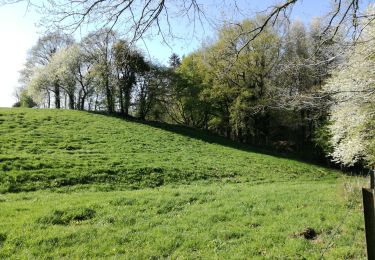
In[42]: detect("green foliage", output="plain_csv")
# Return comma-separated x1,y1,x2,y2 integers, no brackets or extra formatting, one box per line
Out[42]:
14,91,38,108
12,102,21,108
113,39,149,116
169,53,181,68
164,18,283,141
168,52,211,127
313,120,334,155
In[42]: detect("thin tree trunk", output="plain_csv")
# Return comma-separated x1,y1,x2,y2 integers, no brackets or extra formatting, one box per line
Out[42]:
80,95,86,110
119,83,125,115
94,93,99,111
54,82,61,109
105,76,114,113
47,90,51,108
300,109,306,146
124,85,131,116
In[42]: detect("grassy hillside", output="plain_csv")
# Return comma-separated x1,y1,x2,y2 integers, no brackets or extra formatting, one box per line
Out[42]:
0,108,367,258
0,108,338,192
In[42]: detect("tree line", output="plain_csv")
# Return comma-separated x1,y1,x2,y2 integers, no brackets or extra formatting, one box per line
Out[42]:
16,29,164,119
16,13,375,168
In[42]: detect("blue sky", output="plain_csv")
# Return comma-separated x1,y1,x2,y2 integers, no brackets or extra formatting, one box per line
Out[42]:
0,0,333,107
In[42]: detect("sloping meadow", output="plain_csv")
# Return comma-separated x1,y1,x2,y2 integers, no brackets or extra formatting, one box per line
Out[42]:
1,108,337,192
0,108,367,258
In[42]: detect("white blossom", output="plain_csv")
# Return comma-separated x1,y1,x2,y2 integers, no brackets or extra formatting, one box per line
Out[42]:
324,11,375,166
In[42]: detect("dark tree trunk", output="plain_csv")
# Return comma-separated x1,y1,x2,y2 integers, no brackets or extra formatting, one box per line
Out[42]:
80,95,86,110
54,82,61,109
138,85,146,120
237,128,243,143
68,93,75,109
77,90,82,109
77,68,89,111
94,93,99,111
119,83,125,115
300,109,306,145
124,72,136,117
124,84,131,116
105,77,114,113
204,110,209,130
226,126,231,139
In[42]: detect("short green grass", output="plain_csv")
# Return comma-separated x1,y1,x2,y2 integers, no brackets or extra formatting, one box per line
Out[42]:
0,108,368,258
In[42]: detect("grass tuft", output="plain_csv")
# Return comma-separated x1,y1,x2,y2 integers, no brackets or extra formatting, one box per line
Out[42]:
37,207,96,225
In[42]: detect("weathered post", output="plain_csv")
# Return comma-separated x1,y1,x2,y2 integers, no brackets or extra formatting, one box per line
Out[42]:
363,169,375,260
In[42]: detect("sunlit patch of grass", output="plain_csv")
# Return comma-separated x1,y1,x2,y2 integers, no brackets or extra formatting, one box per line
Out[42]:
0,108,368,258
0,108,339,192
0,181,367,259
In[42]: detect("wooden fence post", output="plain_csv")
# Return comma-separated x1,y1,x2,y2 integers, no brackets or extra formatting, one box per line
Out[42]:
363,169,375,260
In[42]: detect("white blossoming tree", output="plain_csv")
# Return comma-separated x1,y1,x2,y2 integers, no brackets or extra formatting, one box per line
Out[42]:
325,13,375,166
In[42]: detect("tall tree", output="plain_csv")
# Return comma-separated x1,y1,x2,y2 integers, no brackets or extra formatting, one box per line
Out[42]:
22,32,74,108
168,53,181,69
324,15,375,166
205,18,280,142
136,66,167,120
166,51,211,128
113,40,148,116
82,29,117,113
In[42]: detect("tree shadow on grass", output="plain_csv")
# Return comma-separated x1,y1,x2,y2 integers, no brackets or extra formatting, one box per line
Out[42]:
89,111,368,176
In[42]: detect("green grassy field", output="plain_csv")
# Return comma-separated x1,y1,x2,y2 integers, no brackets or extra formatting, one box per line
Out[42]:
0,108,368,258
